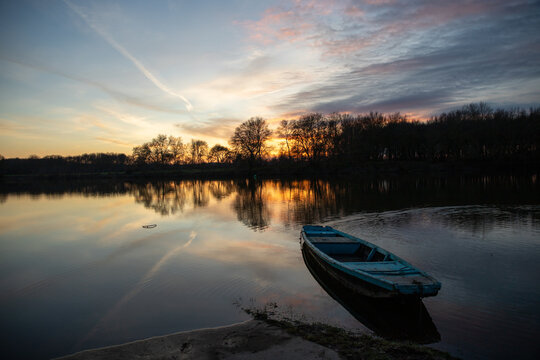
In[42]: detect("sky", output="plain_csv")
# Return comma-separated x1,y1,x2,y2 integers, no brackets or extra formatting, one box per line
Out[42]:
1,0,539,157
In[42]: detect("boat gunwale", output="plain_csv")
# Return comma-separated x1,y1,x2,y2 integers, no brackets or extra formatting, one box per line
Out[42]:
301,226,441,295
332,228,437,282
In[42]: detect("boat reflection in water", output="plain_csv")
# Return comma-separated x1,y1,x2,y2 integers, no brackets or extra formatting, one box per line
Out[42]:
302,243,441,344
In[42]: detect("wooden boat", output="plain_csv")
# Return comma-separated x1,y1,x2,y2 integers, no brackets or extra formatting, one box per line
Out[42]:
301,225,441,297
302,244,440,343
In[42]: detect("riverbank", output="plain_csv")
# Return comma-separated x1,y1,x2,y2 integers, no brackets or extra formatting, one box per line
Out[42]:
2,158,537,182
56,318,456,360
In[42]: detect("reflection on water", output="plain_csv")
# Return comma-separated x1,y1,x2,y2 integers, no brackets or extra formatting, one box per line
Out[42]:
302,244,440,344
128,180,215,215
233,180,270,231
2,175,538,231
0,175,539,360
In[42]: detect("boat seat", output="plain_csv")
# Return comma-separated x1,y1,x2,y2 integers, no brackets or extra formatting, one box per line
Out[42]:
305,231,337,237
310,236,355,243
331,254,367,262
364,248,386,262
366,248,376,261
303,225,337,237
348,261,415,273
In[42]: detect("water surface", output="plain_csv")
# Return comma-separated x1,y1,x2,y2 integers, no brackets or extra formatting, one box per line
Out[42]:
1,176,539,359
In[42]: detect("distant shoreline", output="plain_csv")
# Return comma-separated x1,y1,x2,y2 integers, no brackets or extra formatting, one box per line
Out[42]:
1,159,537,182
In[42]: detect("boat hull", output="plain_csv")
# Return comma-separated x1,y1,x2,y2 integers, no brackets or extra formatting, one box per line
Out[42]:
302,244,441,343
301,225,441,298
302,242,401,298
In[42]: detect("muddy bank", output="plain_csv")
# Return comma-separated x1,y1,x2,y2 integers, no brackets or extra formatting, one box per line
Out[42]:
56,320,340,360
56,319,456,360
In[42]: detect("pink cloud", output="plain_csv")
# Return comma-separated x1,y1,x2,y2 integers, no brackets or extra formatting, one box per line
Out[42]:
413,1,492,25
238,0,339,45
365,1,499,47
344,5,364,17
241,7,310,44
239,0,511,57
364,0,396,5
316,36,372,56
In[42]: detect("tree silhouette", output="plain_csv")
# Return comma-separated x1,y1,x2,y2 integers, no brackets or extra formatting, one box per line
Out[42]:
189,139,209,164
132,134,184,165
276,120,293,159
2,103,538,176
208,144,231,163
229,117,272,167
168,136,185,164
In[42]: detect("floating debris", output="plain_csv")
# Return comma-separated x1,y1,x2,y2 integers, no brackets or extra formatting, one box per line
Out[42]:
142,224,157,229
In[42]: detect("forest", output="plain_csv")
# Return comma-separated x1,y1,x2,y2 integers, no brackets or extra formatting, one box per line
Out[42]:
1,103,538,177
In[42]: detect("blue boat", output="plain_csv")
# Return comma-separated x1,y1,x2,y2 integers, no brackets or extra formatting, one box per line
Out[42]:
301,244,440,343
301,225,441,297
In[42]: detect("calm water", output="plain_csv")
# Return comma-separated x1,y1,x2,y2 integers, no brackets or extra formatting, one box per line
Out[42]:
1,176,539,359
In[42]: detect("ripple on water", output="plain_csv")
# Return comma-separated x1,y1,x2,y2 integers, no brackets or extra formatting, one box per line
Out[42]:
325,205,540,360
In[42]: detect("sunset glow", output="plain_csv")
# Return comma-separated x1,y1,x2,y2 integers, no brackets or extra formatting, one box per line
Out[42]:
1,0,539,157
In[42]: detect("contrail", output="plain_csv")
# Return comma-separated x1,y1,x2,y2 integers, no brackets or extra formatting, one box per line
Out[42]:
0,55,190,114
63,0,193,112
78,231,197,346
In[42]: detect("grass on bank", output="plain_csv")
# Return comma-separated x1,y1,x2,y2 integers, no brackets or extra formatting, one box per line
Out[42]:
242,304,457,360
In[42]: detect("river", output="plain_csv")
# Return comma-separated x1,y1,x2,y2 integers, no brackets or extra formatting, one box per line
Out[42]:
1,175,539,359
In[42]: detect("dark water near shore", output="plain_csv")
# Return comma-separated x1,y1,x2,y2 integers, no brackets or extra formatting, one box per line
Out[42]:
1,175,539,359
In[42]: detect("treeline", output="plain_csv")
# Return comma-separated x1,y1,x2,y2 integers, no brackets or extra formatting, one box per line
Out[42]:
0,136,234,175
131,135,233,165
0,153,129,175
275,103,539,163
1,103,538,176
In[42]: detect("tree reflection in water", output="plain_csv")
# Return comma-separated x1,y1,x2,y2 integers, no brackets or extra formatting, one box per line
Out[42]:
126,180,237,215
127,181,189,215
1,175,537,230
232,179,270,231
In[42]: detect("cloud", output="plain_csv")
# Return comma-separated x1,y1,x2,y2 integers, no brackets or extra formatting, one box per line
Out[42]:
63,0,193,111
322,90,453,114
238,1,333,45
90,120,114,133
0,119,44,140
95,137,133,147
193,54,282,98
241,1,540,59
344,5,364,18
263,0,540,116
175,118,240,141
239,1,514,63
0,57,190,115
94,105,150,128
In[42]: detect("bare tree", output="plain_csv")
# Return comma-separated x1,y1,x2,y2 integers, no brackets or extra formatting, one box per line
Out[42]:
189,139,208,164
276,120,293,159
168,136,185,164
149,134,170,163
290,113,327,162
208,144,231,163
229,117,272,166
132,134,184,165
132,143,152,164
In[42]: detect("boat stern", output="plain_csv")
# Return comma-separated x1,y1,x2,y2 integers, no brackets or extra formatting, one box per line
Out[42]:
395,281,442,297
